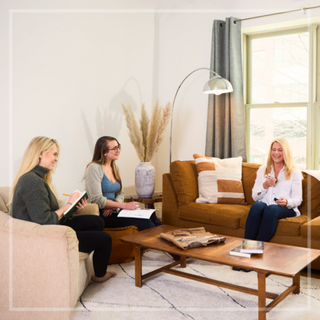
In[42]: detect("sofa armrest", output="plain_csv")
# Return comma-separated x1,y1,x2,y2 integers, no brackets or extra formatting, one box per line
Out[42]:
170,160,198,205
301,215,320,240
0,211,80,312
162,173,180,226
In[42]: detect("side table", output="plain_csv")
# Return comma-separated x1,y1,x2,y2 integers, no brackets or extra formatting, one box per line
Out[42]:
124,192,162,209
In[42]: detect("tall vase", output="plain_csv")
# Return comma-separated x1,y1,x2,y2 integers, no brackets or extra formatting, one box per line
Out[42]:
135,162,155,198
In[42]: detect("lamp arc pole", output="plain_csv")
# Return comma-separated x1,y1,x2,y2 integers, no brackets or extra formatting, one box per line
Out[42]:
169,67,224,166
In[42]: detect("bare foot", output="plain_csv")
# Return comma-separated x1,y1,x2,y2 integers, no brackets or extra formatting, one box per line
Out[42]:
91,271,117,283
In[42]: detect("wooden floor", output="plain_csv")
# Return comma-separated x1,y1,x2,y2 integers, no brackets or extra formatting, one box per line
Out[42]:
301,267,320,279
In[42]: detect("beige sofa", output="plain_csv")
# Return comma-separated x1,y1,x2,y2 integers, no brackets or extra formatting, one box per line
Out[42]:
0,187,99,320
162,161,320,270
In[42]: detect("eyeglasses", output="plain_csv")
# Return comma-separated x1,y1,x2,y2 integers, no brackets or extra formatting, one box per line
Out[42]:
109,145,121,152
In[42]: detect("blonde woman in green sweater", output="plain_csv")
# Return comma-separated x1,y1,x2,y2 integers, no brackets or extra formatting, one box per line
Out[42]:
11,136,116,282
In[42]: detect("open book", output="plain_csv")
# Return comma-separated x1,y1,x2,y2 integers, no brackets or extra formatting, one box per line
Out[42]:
64,190,88,219
117,209,155,219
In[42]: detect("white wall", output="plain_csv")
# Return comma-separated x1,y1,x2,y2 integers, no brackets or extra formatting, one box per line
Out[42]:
0,1,156,198
1,0,320,197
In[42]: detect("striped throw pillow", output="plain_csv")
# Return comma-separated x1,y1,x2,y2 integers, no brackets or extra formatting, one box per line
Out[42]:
193,154,246,205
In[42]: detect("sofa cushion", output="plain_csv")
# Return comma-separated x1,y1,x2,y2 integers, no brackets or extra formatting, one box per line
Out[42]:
0,195,8,213
299,172,320,219
79,252,89,261
0,187,10,203
170,160,198,206
276,215,309,236
0,187,10,214
179,203,251,229
301,216,320,240
240,211,309,236
242,163,261,205
193,154,246,205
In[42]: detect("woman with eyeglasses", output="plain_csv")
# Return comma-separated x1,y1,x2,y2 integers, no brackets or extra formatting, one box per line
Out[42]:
10,136,116,282
84,136,162,230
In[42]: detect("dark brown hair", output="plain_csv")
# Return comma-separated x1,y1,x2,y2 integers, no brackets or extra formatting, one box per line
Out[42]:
85,136,122,193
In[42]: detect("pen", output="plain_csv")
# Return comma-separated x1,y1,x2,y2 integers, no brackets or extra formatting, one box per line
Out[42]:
131,196,134,201
63,194,70,197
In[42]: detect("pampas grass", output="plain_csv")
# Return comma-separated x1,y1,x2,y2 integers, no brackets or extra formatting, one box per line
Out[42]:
122,101,172,162
122,104,144,161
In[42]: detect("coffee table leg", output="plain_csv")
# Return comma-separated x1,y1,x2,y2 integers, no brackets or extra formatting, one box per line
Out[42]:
293,272,300,294
257,273,267,320
181,256,187,268
134,246,142,288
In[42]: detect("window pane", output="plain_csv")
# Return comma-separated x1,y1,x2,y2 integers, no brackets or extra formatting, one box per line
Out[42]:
251,32,309,104
249,107,307,169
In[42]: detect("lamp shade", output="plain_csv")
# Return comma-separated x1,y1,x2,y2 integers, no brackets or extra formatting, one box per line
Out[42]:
169,67,233,167
203,76,233,95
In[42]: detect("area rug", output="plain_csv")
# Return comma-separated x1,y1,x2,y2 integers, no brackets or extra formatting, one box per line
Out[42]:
72,250,320,320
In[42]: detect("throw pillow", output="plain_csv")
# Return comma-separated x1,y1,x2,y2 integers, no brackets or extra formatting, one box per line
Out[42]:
193,154,246,205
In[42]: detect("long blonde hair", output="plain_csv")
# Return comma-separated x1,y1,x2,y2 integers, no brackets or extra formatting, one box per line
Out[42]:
10,136,60,203
265,138,295,180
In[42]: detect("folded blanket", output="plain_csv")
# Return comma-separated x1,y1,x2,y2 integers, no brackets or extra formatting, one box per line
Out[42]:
160,227,226,250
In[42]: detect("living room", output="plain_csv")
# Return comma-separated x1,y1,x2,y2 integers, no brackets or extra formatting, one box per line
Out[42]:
1,0,320,319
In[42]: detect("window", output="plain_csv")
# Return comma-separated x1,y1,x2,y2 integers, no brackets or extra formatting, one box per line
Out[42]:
245,27,315,170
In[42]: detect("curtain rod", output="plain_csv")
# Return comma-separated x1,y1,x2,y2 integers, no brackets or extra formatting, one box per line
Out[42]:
233,5,320,23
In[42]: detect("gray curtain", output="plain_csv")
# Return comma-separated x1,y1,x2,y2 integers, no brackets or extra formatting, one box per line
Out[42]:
205,17,247,161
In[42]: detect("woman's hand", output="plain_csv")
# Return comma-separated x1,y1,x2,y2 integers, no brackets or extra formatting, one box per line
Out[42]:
68,192,81,204
75,198,87,214
102,208,113,217
125,201,140,210
263,178,277,189
276,197,288,207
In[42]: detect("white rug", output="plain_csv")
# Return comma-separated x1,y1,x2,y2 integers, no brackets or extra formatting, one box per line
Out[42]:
72,250,320,320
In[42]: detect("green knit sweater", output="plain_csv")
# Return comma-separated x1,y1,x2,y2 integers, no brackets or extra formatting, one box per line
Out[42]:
11,165,59,225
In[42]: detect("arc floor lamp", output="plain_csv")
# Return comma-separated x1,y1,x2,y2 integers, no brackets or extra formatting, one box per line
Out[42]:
169,67,233,165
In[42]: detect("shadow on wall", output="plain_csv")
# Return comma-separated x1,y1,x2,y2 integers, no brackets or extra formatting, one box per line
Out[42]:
81,77,143,154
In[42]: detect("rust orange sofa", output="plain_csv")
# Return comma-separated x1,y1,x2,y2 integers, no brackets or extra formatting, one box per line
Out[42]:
162,160,320,270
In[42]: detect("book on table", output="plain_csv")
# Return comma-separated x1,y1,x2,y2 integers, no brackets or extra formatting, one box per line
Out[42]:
64,190,88,219
229,245,254,258
240,240,264,254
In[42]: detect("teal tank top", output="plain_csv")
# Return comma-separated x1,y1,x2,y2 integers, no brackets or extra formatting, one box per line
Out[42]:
101,174,120,201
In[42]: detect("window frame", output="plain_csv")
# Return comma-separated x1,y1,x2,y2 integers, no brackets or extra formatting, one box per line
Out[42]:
243,24,318,170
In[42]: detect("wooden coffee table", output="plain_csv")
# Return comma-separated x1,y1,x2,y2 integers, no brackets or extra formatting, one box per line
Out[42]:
120,224,320,320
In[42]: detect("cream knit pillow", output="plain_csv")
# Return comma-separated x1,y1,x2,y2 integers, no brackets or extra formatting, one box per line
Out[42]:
193,154,246,205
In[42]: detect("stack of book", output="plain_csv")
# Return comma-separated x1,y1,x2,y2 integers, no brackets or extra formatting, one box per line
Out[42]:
229,240,264,258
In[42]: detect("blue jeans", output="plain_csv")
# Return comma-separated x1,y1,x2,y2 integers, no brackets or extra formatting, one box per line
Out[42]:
244,202,296,241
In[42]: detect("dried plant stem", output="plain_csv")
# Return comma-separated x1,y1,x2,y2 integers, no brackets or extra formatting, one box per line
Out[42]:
146,101,162,162
122,104,144,161
122,100,172,163
148,102,172,161
140,104,149,161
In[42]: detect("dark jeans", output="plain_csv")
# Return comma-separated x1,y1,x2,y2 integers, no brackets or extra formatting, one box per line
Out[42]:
100,210,163,230
244,202,296,242
61,215,112,277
